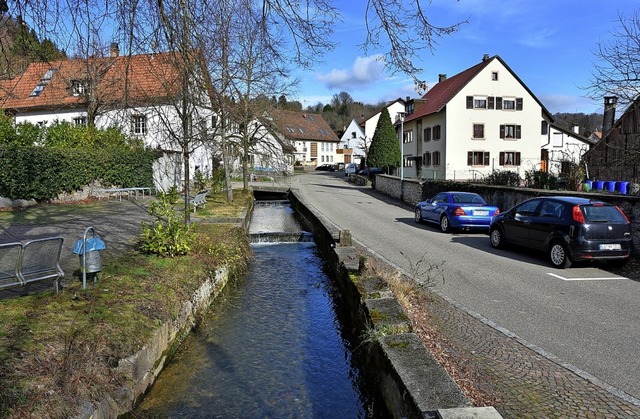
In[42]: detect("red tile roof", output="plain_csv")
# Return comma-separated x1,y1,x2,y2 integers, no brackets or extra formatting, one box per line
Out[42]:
0,52,183,112
405,59,492,122
268,109,338,142
405,55,552,122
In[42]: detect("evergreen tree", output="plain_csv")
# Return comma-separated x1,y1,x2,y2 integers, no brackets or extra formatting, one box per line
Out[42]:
367,108,400,174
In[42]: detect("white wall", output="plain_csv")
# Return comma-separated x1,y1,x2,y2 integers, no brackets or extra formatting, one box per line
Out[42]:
542,126,590,176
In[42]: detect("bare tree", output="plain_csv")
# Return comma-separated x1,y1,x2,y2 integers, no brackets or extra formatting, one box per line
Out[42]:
586,10,640,107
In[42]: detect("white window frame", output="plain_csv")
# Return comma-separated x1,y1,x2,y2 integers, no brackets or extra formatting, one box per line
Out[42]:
132,115,147,135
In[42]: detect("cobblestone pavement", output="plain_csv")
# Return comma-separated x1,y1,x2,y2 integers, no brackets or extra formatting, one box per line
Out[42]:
424,288,640,418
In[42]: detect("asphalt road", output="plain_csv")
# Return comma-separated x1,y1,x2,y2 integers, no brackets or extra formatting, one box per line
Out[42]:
291,171,640,403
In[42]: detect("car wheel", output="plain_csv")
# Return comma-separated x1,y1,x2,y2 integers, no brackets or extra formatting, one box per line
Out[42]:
549,241,572,269
414,208,422,224
489,227,505,249
440,215,450,233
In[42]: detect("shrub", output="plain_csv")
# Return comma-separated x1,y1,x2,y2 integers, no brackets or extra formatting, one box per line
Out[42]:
484,170,521,186
524,170,557,190
140,192,195,257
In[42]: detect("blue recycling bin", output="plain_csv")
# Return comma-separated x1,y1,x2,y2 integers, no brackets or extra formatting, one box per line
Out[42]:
593,180,604,191
73,236,106,273
616,181,630,195
604,181,616,193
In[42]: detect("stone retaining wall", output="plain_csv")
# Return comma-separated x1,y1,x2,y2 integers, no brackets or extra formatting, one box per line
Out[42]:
374,175,640,256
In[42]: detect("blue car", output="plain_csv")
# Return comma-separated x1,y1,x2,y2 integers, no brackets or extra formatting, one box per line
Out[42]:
414,191,500,233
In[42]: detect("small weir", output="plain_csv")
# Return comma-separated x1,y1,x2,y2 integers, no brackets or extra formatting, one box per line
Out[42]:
130,197,386,417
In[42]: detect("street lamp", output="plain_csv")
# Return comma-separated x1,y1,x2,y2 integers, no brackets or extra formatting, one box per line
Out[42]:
397,112,406,180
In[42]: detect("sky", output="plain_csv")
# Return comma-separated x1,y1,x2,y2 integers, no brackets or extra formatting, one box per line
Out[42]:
291,0,639,115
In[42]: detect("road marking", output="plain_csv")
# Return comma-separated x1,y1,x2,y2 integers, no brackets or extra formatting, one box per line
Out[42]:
547,273,626,281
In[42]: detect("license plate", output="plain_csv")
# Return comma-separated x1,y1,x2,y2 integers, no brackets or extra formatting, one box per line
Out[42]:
474,210,489,216
600,244,621,250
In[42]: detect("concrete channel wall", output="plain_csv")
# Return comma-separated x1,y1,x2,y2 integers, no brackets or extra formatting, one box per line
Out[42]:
82,185,499,418
289,189,502,419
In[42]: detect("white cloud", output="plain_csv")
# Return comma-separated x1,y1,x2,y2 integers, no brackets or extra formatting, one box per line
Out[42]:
316,55,386,89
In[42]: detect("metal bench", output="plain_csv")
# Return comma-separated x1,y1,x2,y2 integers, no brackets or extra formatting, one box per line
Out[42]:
189,189,210,213
0,238,65,293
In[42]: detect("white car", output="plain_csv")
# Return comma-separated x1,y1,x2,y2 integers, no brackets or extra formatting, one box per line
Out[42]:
345,163,358,176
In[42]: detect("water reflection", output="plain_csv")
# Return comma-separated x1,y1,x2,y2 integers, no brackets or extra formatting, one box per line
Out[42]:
132,241,376,418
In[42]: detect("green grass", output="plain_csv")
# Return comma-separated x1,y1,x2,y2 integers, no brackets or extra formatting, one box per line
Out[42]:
0,190,253,418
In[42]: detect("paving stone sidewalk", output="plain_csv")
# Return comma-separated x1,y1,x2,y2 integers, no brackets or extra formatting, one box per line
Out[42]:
425,290,640,418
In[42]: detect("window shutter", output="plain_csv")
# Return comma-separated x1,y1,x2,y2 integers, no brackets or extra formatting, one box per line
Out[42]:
424,127,431,141
466,96,473,109
515,152,521,165
499,152,505,165
488,96,494,109
541,120,548,135
499,125,505,138
467,151,473,166
516,97,523,110
483,152,490,166
496,97,503,110
516,125,522,139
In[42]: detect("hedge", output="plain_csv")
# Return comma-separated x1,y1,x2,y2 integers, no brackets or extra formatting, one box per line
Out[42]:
0,145,158,201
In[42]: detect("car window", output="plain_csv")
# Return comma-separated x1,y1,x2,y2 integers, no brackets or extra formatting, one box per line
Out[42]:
539,201,564,218
582,205,628,223
432,193,448,204
514,199,541,216
451,193,485,204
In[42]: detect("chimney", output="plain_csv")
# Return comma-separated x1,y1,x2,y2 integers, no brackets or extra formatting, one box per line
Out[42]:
438,74,447,83
602,96,617,136
482,53,490,61
110,43,120,58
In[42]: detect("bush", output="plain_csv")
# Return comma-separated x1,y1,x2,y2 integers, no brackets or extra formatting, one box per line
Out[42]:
524,170,558,190
140,192,195,257
484,170,521,186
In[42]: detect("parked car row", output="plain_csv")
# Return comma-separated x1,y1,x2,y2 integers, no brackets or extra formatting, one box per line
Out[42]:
415,192,633,269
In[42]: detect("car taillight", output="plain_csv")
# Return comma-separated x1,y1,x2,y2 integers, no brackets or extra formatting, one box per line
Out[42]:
494,208,500,215
572,205,585,223
453,207,467,216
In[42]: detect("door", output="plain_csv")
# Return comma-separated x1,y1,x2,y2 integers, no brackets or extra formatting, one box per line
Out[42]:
501,199,542,247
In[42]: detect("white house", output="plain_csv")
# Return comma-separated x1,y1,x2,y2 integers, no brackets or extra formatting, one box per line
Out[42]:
0,45,214,192
338,116,365,164
399,54,552,181
264,109,339,168
541,123,595,176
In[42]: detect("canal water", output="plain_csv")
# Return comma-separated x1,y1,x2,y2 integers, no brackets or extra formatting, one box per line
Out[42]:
130,200,383,418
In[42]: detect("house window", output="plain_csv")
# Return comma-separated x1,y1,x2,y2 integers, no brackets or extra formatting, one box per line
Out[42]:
433,125,441,140
132,115,147,135
492,71,498,81
432,151,441,166
71,80,91,96
73,116,87,126
473,124,484,139
474,97,487,109
406,102,414,115
503,98,515,110
466,96,488,109
499,151,521,166
541,120,548,135
403,157,414,167
424,127,431,142
423,152,431,166
403,130,413,143
467,151,490,166
500,124,521,139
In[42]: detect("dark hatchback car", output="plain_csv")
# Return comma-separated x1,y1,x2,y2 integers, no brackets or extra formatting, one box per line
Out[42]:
489,196,633,268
